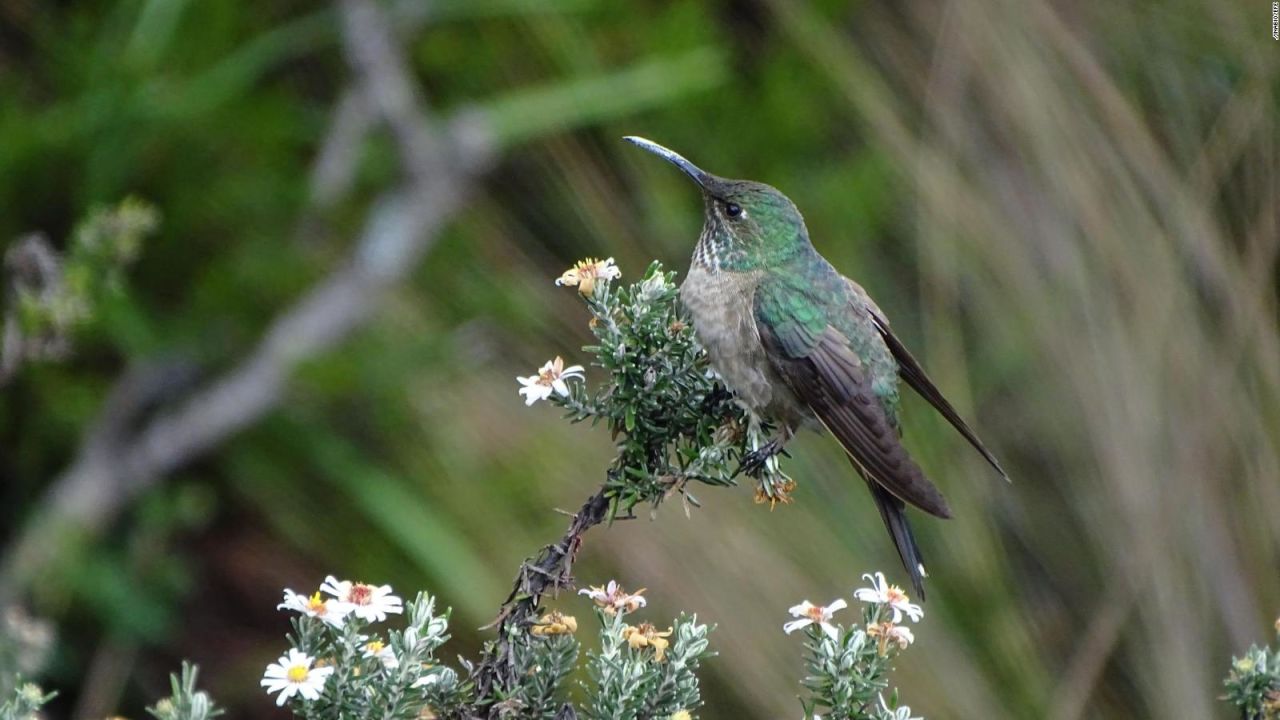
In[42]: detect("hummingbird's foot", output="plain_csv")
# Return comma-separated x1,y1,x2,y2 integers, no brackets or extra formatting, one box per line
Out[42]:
738,439,790,478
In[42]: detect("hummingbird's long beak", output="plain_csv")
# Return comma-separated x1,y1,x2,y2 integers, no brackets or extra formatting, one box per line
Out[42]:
623,136,711,189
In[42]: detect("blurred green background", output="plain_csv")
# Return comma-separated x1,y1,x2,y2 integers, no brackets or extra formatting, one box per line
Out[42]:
1,0,1277,717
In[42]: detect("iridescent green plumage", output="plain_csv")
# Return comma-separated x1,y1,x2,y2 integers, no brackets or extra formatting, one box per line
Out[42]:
626,136,1007,598
753,254,901,417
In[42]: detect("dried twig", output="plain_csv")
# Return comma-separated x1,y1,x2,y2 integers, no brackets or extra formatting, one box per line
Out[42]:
0,0,495,605
471,488,611,711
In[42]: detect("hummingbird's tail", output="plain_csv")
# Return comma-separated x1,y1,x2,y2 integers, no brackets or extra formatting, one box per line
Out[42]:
855,458,928,600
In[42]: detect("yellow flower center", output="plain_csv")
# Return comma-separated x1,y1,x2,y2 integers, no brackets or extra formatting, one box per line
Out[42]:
886,587,908,604
622,623,672,659
536,357,565,387
574,258,605,278
805,606,827,622
287,665,309,683
367,640,385,653
557,258,615,296
530,611,578,636
307,593,327,614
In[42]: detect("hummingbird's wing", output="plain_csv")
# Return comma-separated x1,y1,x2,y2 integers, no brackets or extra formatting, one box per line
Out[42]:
848,282,1009,481
754,283,952,519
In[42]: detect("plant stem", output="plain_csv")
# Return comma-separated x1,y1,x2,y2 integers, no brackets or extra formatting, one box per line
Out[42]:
470,486,611,713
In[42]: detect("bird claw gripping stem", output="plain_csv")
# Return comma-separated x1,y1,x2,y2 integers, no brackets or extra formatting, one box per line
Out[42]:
737,438,788,478
736,425,796,509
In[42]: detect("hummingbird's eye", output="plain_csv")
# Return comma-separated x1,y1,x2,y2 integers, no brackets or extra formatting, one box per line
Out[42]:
725,202,743,218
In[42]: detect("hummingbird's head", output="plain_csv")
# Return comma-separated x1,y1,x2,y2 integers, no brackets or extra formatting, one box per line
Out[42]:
624,136,811,271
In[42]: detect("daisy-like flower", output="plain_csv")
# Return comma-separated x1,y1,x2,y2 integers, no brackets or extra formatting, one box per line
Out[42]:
277,589,351,628
783,599,847,641
320,576,403,622
578,580,647,615
866,620,915,654
517,356,586,406
361,638,398,669
529,610,578,636
621,623,673,661
261,649,333,706
555,257,621,296
853,572,923,624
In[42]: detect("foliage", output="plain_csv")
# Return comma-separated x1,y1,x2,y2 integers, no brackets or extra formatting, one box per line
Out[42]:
1224,621,1280,720
795,607,915,720
522,260,795,515
0,682,55,720
15,198,154,327
173,568,929,719
0,609,52,703
258,575,716,719
1,0,1275,718
780,575,924,720
507,631,579,718
581,609,712,720
146,663,222,720
267,589,459,719
2,198,156,378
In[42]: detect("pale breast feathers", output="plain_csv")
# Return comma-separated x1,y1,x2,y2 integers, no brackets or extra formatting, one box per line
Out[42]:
680,267,775,413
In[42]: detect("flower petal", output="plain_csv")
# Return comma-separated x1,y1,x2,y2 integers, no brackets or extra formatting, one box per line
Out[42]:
320,576,346,598
788,601,814,617
782,618,813,634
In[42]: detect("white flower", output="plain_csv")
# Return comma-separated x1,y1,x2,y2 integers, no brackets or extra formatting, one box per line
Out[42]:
783,598,847,641
578,580,647,615
361,638,398,669
866,620,915,651
555,257,621,296
320,576,403,622
261,649,333,706
277,589,351,628
854,572,923,623
517,356,585,406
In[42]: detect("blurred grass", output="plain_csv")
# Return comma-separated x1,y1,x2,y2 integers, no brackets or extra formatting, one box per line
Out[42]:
1,0,1277,718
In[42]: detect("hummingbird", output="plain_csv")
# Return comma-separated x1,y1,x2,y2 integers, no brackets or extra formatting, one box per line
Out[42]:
624,136,1007,598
